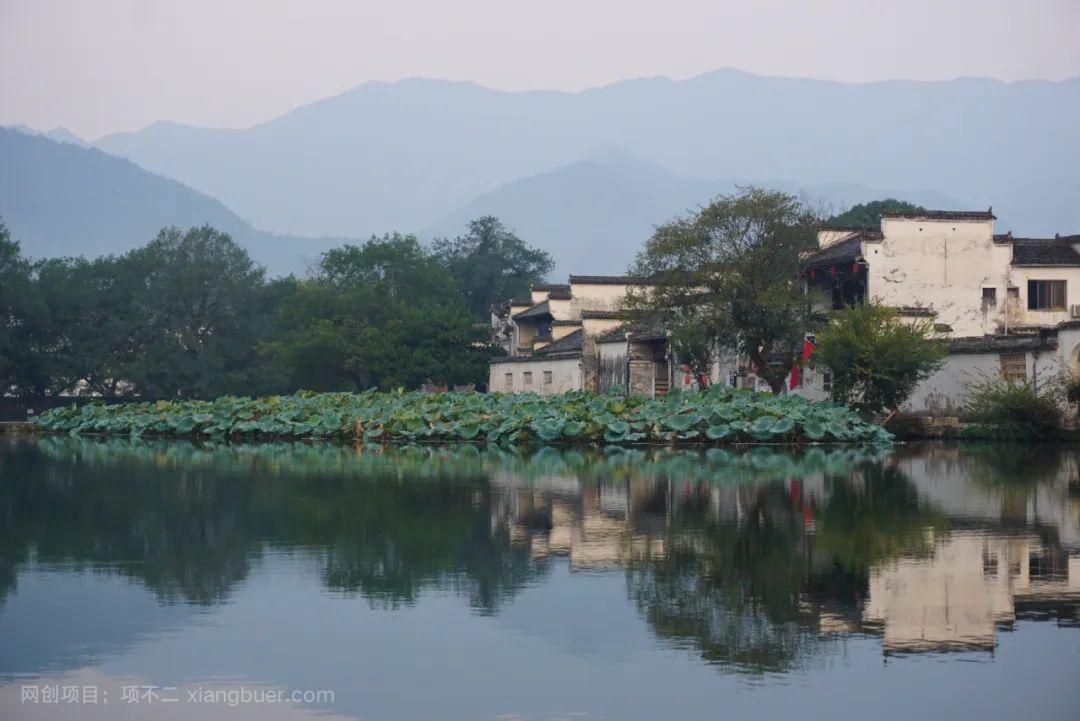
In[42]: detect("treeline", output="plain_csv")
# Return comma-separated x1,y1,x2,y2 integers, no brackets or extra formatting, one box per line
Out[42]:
0,216,552,400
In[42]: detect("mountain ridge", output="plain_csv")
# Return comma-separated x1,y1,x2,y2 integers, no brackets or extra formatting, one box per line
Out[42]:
90,69,1080,248
0,128,343,275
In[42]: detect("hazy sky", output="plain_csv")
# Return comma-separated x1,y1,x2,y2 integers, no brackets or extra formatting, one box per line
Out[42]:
2,0,1078,139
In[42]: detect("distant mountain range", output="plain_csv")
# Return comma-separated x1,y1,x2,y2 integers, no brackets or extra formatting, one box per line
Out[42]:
0,128,343,274
5,124,90,147
3,68,1077,277
92,69,1079,241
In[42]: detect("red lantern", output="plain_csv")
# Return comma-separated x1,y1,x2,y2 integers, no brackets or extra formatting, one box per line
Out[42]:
852,263,860,274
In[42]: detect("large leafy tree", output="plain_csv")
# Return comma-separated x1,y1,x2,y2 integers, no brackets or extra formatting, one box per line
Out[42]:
431,216,554,320
121,225,272,398
275,233,493,390
814,303,946,417
0,222,48,395
628,187,820,393
826,199,924,228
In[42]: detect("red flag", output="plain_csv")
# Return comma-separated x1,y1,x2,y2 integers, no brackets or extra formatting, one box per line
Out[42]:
788,338,815,390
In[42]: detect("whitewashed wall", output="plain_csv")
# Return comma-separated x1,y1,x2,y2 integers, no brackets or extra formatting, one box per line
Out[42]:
868,218,1010,336
490,357,583,395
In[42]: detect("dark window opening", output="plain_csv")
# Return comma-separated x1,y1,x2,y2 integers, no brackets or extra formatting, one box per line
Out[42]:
536,319,553,338
981,287,997,310
830,278,866,311
1027,280,1066,311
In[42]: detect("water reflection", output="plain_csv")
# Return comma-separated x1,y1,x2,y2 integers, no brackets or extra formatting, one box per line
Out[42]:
1,438,1078,718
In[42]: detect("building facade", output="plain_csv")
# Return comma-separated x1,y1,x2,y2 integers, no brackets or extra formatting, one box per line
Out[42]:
489,276,659,395
491,209,1080,414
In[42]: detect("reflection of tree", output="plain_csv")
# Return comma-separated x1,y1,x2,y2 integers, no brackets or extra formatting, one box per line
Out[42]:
308,480,545,612
629,460,947,673
958,443,1070,523
0,438,549,610
811,463,945,593
629,483,822,672
6,437,1017,674
0,439,256,605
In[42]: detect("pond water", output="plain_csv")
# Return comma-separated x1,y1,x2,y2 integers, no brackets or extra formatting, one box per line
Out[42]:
0,438,1078,721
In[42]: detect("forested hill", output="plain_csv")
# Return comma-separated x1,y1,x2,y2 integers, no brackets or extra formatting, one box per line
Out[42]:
0,128,342,274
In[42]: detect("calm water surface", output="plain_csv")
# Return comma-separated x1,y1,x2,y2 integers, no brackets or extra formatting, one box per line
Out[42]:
0,438,1077,720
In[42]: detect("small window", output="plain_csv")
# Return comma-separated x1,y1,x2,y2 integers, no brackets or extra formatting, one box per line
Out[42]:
1000,353,1026,384
1027,280,1066,311
1007,287,1020,300
981,287,997,310
543,370,553,385
822,371,832,392
504,372,513,390
523,371,533,385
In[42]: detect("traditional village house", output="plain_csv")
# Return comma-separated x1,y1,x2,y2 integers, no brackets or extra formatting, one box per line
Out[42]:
796,209,1080,412
489,276,658,394
491,208,1080,413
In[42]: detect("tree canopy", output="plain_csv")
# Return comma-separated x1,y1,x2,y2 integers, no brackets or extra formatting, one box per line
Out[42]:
262,233,493,392
1,220,507,400
431,216,553,320
826,199,925,228
627,187,820,393
814,302,946,417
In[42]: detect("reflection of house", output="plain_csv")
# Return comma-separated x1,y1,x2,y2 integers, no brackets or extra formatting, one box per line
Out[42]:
489,473,666,569
864,530,1080,654
492,209,1080,413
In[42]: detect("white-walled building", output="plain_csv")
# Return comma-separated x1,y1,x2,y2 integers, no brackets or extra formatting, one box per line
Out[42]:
795,210,1080,412
490,209,1080,414
489,276,656,394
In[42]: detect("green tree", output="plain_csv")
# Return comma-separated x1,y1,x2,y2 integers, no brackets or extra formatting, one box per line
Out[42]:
431,216,554,320
628,187,819,393
814,303,946,417
121,225,271,398
0,222,47,395
275,233,493,390
826,199,924,228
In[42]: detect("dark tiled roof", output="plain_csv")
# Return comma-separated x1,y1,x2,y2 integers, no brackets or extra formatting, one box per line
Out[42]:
948,334,1057,354
580,309,633,320
819,224,878,233
800,235,863,270
597,321,668,344
569,275,653,285
512,300,551,320
1010,236,1080,266
551,319,582,327
881,209,996,221
510,297,533,306
531,283,572,300
490,351,582,364
893,306,937,317
536,329,584,355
